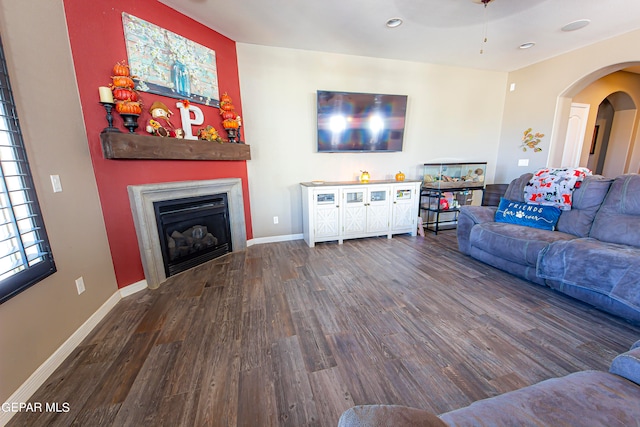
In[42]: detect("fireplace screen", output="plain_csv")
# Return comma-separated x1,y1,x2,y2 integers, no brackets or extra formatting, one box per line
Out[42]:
154,193,231,277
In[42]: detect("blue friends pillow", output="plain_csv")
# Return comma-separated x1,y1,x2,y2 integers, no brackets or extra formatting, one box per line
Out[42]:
495,198,562,230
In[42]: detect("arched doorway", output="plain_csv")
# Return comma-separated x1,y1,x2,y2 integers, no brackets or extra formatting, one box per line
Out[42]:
588,92,636,176
549,63,640,177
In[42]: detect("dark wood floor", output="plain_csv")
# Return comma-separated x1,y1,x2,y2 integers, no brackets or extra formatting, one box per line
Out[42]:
8,232,640,426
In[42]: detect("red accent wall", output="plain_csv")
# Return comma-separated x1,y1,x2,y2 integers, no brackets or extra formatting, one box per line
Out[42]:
63,0,252,288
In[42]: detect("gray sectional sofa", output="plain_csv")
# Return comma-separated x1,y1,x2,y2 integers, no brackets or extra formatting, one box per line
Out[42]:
338,341,640,426
456,173,640,324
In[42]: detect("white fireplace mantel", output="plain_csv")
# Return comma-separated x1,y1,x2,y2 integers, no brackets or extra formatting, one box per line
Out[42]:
128,178,247,289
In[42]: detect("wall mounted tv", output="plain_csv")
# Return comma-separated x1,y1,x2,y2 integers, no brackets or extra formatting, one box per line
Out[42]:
317,90,408,152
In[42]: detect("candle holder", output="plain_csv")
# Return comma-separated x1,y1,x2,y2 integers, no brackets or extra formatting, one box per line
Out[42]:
100,102,121,133
120,114,140,134
224,127,238,143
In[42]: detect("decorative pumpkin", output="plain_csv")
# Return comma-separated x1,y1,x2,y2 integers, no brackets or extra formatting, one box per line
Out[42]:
223,118,239,129
220,102,234,112
395,171,406,182
220,93,232,103
112,75,135,89
112,87,138,102
115,101,142,115
113,61,130,77
221,110,235,120
360,170,370,183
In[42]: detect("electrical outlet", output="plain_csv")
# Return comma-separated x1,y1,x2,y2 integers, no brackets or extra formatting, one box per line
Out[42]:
75,277,85,295
273,216,279,224
518,158,529,167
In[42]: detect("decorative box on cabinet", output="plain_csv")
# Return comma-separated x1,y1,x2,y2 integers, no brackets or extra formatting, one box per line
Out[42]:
301,180,421,247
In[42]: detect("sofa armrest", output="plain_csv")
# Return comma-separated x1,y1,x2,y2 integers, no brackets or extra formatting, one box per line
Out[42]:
338,405,447,427
459,205,498,224
457,206,497,255
609,345,640,385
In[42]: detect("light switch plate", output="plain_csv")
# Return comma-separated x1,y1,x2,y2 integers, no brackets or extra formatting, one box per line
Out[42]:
50,175,63,192
518,159,529,167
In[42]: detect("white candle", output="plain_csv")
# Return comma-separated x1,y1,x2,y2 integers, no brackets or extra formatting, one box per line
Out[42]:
99,86,114,103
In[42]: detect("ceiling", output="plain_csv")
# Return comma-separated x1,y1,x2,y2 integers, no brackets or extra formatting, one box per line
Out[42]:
159,0,640,72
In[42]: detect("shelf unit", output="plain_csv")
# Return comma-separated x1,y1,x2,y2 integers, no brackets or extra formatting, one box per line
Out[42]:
420,186,483,234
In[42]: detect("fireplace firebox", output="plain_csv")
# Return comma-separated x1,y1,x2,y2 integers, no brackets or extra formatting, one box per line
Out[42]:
153,193,231,277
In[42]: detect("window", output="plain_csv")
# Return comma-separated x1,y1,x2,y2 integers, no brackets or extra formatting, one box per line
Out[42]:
0,35,56,303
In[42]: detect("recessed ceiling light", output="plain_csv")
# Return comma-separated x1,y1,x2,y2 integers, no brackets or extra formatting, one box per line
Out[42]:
561,19,591,32
519,42,536,50
386,18,403,28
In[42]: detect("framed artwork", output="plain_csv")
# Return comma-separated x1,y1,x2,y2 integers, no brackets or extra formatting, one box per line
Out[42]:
122,13,220,107
590,125,599,154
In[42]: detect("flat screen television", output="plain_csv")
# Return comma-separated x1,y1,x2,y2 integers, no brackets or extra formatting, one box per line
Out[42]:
316,90,408,152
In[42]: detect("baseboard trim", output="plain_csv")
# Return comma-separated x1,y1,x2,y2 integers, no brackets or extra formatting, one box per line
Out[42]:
119,279,148,297
0,279,147,427
247,233,303,246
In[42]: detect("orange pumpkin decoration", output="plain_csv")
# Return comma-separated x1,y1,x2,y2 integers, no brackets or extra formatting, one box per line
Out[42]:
112,76,134,89
115,101,142,115
113,61,130,77
112,87,138,102
220,102,234,112
395,171,406,182
221,110,235,120
223,118,239,129
220,92,232,103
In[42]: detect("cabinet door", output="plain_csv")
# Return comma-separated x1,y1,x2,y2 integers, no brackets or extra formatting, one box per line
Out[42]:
392,186,416,231
366,188,390,233
342,189,366,235
314,190,340,238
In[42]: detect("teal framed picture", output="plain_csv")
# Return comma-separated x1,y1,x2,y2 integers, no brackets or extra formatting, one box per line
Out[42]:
122,13,220,107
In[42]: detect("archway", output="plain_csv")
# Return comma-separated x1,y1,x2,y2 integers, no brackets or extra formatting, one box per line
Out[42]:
549,62,640,177
589,92,636,176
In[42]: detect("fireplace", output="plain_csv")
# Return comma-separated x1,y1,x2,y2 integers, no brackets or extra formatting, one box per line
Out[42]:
154,193,232,277
128,178,246,289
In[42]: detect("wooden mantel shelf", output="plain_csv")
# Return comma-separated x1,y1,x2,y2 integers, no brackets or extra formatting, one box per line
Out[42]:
100,132,251,161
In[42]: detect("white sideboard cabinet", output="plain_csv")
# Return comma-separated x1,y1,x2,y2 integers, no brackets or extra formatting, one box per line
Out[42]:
301,180,421,247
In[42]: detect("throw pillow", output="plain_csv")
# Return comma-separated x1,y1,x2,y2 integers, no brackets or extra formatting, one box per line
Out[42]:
495,198,561,230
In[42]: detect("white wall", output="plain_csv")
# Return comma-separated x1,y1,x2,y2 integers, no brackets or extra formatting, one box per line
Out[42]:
237,44,507,238
604,109,636,176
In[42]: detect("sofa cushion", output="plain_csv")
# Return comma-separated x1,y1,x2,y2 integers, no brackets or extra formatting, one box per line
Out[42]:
495,198,561,230
502,173,532,202
457,206,498,255
470,222,575,267
610,346,640,386
555,175,613,237
439,371,640,427
590,174,640,248
537,238,640,311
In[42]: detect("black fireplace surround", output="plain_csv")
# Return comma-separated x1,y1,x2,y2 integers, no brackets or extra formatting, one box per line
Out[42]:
153,193,232,277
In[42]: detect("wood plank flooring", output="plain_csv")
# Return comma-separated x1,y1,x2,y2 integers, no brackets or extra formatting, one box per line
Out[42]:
8,232,640,426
